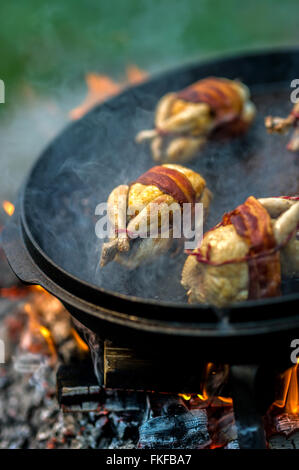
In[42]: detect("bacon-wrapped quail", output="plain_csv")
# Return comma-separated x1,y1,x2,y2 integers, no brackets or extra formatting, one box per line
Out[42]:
100,164,212,269
182,196,299,307
136,77,256,163
265,102,299,152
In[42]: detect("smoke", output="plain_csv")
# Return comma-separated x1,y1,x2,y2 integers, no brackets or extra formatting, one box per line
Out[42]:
72,317,104,386
0,90,75,203
1,7,299,306
19,55,299,306
0,0,202,190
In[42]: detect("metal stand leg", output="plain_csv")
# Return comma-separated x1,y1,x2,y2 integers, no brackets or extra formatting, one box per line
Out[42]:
230,365,267,449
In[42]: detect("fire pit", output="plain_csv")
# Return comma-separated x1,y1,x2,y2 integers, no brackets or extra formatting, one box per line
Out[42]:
2,49,299,449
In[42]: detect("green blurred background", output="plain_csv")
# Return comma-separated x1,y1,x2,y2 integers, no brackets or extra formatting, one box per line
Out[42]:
1,0,299,103
0,0,299,202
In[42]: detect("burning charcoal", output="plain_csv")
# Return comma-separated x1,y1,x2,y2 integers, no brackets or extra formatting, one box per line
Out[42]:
139,397,209,449
139,409,209,449
268,432,299,449
267,413,299,437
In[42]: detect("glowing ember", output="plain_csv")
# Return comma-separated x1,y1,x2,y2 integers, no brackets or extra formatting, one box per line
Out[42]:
70,65,148,120
0,271,86,366
2,200,15,216
21,295,60,362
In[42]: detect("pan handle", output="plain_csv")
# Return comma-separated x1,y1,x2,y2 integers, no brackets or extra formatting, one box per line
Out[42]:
1,212,44,286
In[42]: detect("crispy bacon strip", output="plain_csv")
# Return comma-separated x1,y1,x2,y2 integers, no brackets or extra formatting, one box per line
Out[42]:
222,197,274,250
136,166,196,205
222,196,281,299
279,196,299,201
192,196,281,300
177,77,243,120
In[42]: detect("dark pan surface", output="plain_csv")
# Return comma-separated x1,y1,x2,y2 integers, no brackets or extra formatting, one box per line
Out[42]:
22,49,299,311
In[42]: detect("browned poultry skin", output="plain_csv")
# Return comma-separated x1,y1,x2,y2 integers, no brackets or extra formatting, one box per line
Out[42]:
182,196,299,307
100,164,211,269
136,77,256,163
182,224,249,306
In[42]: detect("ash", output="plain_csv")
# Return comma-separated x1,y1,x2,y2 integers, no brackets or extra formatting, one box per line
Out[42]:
0,276,229,449
0,271,141,449
0,359,139,449
0,250,298,449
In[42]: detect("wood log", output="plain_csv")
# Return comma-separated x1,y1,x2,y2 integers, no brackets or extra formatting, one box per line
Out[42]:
57,358,102,411
104,340,231,395
269,431,299,449
104,340,209,394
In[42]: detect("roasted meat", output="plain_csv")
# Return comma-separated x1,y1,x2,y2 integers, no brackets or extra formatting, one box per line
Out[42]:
182,196,299,307
136,77,256,163
100,164,212,269
265,102,299,152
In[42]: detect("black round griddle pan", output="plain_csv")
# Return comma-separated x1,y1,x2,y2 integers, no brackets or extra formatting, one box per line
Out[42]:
3,49,299,364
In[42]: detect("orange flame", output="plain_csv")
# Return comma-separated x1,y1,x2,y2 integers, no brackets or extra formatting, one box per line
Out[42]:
181,394,192,401
274,362,299,415
180,363,233,406
71,327,89,353
23,302,57,362
5,283,87,367
70,65,148,120
33,285,45,292
39,325,57,359
199,362,233,406
2,200,15,216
